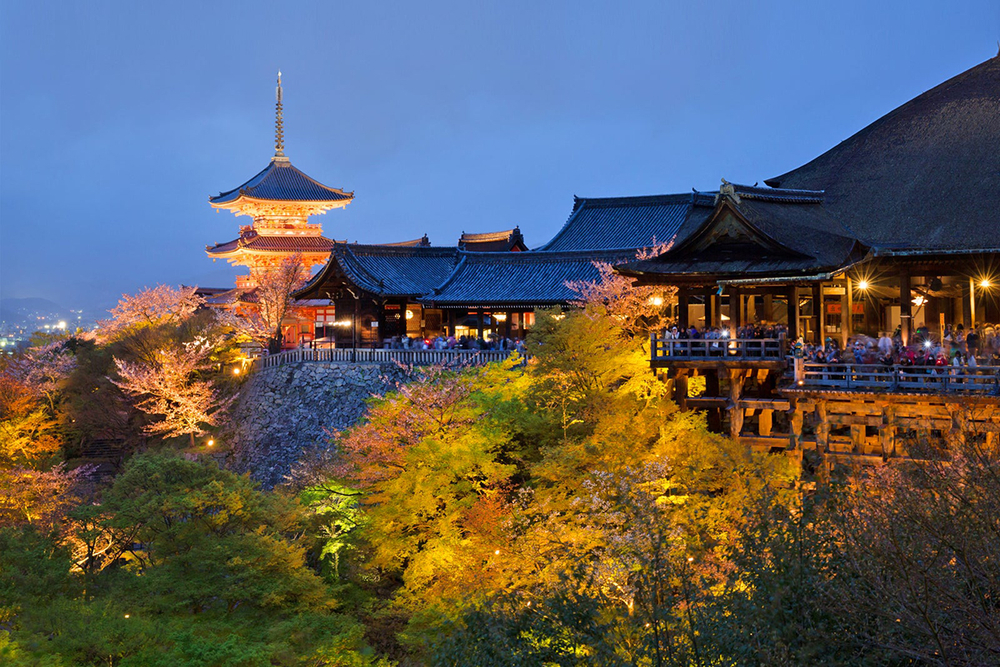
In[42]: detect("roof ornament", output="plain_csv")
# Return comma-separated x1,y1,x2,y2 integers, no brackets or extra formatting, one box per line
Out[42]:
274,70,285,158
716,178,741,205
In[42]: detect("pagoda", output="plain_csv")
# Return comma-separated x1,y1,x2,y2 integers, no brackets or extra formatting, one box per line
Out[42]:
207,72,353,288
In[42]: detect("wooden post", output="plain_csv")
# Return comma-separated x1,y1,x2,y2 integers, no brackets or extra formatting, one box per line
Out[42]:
763,294,774,323
788,400,804,450
728,368,745,441
758,409,773,437
811,282,823,344
815,401,829,453
850,424,866,455
712,291,722,329
787,286,799,340
674,369,689,412
969,276,977,328
900,272,912,346
880,406,897,459
706,371,722,432
731,287,743,333
845,276,855,342
840,283,850,347
678,290,689,329
477,309,484,340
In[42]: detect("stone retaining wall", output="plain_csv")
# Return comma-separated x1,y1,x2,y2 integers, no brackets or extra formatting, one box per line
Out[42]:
226,361,409,488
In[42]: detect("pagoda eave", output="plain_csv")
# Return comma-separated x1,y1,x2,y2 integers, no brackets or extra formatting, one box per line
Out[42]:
209,195,353,218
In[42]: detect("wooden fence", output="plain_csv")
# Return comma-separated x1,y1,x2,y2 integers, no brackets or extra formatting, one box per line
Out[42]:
253,347,514,371
799,363,1000,394
651,335,786,362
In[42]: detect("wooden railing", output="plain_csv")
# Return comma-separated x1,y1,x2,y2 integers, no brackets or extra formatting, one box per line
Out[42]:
253,347,515,371
651,335,786,362
799,363,1000,394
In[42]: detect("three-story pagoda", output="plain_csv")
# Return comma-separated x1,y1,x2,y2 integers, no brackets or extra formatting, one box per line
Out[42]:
207,72,353,288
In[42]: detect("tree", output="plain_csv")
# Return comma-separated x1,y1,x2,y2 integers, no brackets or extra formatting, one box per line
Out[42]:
96,284,203,342
111,336,232,447
0,465,88,533
220,254,308,353
1,454,388,666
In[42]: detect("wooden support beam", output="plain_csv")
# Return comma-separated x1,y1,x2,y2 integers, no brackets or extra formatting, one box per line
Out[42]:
674,369,689,413
729,368,746,441
900,272,912,346
758,409,773,437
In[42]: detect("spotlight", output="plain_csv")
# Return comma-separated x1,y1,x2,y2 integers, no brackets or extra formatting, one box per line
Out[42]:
981,279,992,289
857,280,870,291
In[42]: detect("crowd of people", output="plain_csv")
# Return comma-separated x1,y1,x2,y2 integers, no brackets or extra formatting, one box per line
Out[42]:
660,321,1000,368
800,323,1000,368
384,333,527,354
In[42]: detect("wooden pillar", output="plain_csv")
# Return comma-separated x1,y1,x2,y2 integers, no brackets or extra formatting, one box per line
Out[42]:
728,368,745,441
706,371,722,432
839,283,850,347
845,276,854,342
786,286,799,340
504,312,512,340
815,401,829,453
477,309,484,339
763,294,774,323
704,290,716,328
900,272,912,346
969,276,977,328
758,409,773,437
731,287,744,332
788,400,804,450
811,282,823,344
850,424,866,455
880,406,897,459
674,369,689,412
678,290,689,329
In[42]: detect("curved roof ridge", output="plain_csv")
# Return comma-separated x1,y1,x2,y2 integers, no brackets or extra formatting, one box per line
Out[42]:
430,255,468,295
210,158,353,204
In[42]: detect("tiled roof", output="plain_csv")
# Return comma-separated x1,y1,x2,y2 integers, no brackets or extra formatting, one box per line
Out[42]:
459,227,528,252
210,157,353,205
206,231,337,255
617,190,867,280
765,55,1000,252
380,235,431,247
422,249,636,308
296,244,461,299
537,194,692,252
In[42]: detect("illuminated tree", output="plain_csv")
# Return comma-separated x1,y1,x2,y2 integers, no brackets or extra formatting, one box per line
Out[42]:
220,254,308,354
111,336,232,448
97,284,203,341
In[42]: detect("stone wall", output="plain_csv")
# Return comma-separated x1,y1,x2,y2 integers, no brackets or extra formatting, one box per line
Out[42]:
226,361,409,488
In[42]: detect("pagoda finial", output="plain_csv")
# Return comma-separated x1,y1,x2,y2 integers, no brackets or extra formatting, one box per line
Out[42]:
274,70,285,158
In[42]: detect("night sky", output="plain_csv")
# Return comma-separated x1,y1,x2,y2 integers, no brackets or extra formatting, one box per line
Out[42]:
2,1,998,315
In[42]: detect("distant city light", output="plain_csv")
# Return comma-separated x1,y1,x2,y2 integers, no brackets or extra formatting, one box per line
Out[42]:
57,321,67,329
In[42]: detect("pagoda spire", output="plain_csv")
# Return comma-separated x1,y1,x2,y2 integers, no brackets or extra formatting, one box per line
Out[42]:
274,71,285,158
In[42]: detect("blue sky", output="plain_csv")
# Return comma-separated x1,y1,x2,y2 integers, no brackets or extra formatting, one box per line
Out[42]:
1,1,998,313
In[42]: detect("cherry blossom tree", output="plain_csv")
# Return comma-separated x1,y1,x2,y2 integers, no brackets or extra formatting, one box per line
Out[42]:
97,284,204,342
219,254,308,354
111,336,233,447
565,242,676,341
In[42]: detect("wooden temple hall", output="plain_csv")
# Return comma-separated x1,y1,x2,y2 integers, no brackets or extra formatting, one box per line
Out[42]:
616,54,1000,463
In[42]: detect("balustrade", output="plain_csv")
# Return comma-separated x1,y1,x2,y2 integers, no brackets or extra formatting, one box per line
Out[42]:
252,347,515,371
798,363,1000,394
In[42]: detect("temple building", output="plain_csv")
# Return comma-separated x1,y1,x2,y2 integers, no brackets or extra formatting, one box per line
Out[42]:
294,194,696,345
614,54,1000,465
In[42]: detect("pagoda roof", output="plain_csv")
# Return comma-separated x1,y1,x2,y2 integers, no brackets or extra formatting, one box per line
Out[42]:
421,249,636,309
209,157,353,206
296,244,461,299
537,194,691,252
765,54,1000,253
206,230,340,256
